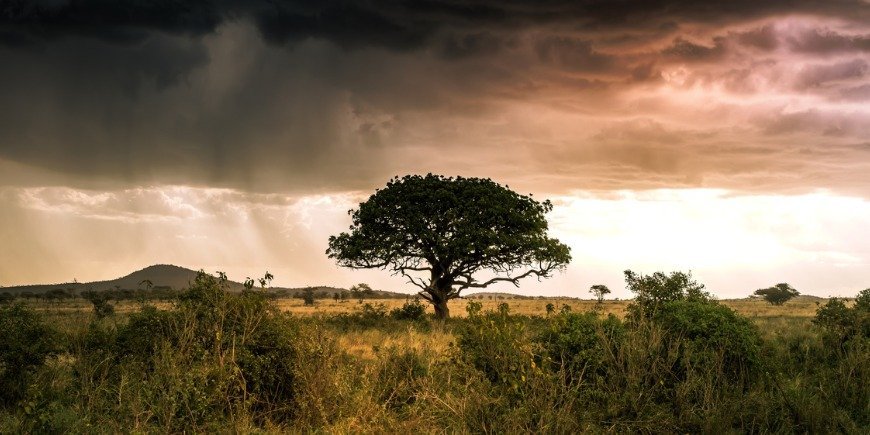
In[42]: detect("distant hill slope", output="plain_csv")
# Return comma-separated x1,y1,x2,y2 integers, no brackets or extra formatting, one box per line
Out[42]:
2,264,242,294
0,264,409,298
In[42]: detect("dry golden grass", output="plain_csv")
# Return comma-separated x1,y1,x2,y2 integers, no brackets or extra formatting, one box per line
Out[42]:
720,297,821,318
23,296,826,355
336,325,454,361
275,296,821,320
274,297,630,318
25,295,823,320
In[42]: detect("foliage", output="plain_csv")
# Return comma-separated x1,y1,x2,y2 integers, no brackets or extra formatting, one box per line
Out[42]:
373,347,429,410
302,287,315,306
813,288,870,346
389,298,427,321
81,291,115,318
856,288,870,311
327,174,571,318
537,311,624,381
624,270,710,318
589,284,611,304
0,305,59,405
652,301,762,382
545,303,555,316
349,283,375,303
454,304,541,398
71,271,303,429
754,283,800,305
2,286,869,433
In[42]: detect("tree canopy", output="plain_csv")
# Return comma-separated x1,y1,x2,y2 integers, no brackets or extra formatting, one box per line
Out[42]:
327,174,571,318
589,284,611,304
754,283,800,306
624,270,711,317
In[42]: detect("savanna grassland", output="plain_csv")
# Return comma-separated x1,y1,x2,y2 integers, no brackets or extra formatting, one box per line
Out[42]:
1,273,867,433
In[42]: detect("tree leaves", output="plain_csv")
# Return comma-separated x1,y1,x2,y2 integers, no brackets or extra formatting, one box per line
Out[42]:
326,174,571,312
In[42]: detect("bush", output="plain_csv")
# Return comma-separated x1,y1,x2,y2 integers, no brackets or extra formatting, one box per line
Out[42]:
624,270,710,318
73,271,303,429
652,301,762,382
0,304,59,406
536,312,624,382
454,308,539,395
81,291,115,319
813,289,870,347
373,347,429,410
389,298,427,321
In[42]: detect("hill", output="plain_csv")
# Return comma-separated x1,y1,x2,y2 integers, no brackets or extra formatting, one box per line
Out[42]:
0,264,409,298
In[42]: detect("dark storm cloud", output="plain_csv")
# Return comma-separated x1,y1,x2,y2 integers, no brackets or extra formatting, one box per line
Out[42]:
787,27,870,54
661,37,727,62
534,37,618,73
794,59,868,90
1,0,869,197
3,1,868,51
735,25,779,51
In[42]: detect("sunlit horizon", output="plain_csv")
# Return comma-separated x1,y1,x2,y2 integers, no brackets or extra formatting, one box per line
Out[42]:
2,183,866,300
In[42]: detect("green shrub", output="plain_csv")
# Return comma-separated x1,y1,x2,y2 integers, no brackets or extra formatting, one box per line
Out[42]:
465,300,482,317
112,305,178,363
0,304,59,406
72,271,303,428
81,291,115,319
624,269,711,318
855,288,870,311
0,293,14,304
813,290,870,347
454,309,539,395
536,312,624,382
389,298,427,321
373,347,428,410
652,301,762,382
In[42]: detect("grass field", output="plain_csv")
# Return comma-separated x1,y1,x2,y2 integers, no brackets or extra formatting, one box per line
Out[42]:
1,284,866,433
19,295,828,361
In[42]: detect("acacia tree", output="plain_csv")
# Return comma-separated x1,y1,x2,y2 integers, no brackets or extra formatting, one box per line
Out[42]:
589,284,611,304
327,174,571,318
754,283,800,305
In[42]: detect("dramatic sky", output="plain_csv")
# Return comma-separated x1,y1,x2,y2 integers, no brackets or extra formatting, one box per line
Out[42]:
1,1,869,298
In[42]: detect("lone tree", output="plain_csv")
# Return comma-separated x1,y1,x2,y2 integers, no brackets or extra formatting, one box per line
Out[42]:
350,283,375,303
754,283,800,305
327,174,571,318
589,284,611,304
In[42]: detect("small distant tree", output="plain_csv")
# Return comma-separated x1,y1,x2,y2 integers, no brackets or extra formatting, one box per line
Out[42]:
82,291,115,319
754,283,799,306
350,283,372,303
302,287,315,306
589,284,611,304
625,270,710,318
545,302,555,316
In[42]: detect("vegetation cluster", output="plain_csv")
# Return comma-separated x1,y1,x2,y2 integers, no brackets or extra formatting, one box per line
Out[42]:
0,271,867,433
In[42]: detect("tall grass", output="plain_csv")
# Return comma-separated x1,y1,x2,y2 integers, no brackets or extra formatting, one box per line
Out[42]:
1,278,867,433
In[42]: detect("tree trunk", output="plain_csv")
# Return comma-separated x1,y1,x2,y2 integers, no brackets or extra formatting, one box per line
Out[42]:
433,298,450,319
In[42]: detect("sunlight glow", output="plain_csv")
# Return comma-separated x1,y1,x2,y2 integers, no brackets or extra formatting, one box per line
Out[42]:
2,186,867,298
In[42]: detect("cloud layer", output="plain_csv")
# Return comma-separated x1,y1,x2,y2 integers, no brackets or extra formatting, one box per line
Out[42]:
0,1,868,196
1,2,869,294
